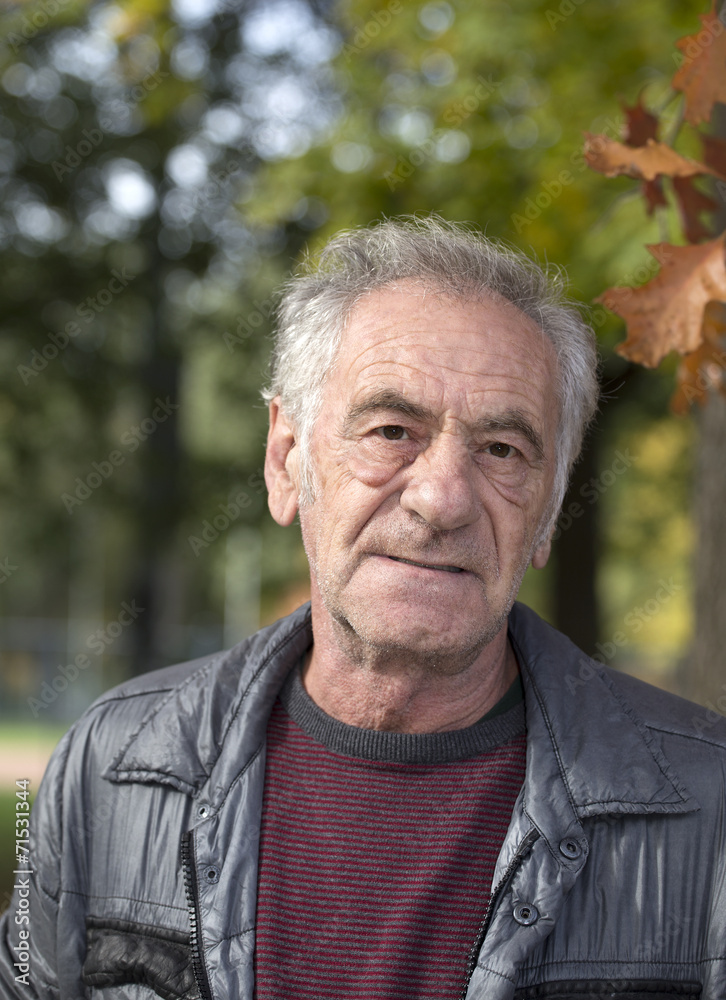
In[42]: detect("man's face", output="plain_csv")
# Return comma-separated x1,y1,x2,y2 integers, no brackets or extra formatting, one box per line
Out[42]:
268,281,560,668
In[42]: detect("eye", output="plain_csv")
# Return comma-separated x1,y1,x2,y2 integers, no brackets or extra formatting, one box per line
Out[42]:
377,425,408,440
486,442,517,458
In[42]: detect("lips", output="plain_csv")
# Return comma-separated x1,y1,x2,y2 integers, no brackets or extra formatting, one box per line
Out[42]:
387,555,464,573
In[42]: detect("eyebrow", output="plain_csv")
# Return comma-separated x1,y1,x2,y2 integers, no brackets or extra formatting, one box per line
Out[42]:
344,388,545,459
344,388,436,429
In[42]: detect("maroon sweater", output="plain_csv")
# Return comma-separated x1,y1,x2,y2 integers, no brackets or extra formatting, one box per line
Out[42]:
255,667,526,1000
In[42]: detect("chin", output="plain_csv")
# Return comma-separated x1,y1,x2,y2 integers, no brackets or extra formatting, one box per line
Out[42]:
335,603,508,673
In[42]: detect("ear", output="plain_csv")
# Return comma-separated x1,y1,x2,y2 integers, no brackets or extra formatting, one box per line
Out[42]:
264,398,301,527
531,538,551,570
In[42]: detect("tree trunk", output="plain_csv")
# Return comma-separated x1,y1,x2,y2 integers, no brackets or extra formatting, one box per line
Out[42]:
553,439,599,654
127,239,184,678
683,389,726,705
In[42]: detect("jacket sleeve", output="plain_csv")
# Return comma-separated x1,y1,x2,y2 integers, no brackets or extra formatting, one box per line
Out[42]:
0,729,73,999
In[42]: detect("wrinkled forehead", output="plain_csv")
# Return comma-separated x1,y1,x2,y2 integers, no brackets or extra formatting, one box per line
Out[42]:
332,279,559,393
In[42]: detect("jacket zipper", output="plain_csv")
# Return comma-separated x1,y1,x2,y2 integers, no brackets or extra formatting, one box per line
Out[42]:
460,828,540,999
181,830,215,1000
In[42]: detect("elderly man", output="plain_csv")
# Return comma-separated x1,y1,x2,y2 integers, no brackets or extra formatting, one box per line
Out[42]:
2,217,725,1000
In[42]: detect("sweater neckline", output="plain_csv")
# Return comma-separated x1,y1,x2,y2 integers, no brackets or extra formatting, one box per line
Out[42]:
279,665,525,765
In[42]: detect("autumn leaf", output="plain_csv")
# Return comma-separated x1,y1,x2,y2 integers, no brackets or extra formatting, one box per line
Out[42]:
583,134,723,182
618,99,668,215
701,133,726,175
672,177,718,243
671,301,726,413
596,237,726,367
590,5,726,402
673,3,726,126
641,179,668,215
621,96,659,146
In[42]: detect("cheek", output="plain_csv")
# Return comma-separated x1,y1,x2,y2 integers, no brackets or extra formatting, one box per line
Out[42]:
305,469,382,555
476,455,553,511
485,484,544,540
298,509,319,566
479,463,529,497
485,479,544,515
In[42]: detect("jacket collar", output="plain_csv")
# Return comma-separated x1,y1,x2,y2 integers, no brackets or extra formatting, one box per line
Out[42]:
107,601,698,822
508,602,698,832
106,603,314,796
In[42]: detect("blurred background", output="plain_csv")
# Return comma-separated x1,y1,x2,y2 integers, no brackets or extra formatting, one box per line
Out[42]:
1,0,721,903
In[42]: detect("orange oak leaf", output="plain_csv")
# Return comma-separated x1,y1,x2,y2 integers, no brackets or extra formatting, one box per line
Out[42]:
583,134,723,182
671,300,726,414
673,4,726,126
619,100,667,215
596,237,726,368
621,96,659,146
672,176,718,243
643,178,668,215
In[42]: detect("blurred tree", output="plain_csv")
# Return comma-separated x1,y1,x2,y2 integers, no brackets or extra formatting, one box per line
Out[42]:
0,0,337,689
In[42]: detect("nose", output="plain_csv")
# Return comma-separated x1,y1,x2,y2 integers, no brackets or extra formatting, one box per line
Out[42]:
399,432,480,531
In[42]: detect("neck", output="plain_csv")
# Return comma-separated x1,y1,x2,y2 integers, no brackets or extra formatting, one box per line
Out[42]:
302,612,518,734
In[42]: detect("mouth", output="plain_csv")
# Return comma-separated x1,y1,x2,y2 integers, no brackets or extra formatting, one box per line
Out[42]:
386,555,464,574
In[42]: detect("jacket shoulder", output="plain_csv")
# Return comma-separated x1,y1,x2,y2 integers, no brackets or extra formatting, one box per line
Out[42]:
92,651,222,706
48,603,313,792
603,666,726,750
510,600,726,753
86,602,312,713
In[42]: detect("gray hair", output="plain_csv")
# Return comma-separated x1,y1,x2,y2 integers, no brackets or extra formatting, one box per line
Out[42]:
262,215,599,542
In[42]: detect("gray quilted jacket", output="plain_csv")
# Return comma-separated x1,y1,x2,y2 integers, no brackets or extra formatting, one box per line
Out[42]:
1,601,725,999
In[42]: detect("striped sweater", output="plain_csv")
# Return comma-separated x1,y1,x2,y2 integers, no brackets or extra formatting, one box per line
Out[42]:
255,665,526,1000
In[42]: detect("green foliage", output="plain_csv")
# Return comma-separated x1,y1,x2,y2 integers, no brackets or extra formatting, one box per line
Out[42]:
0,0,313,706
249,0,695,286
